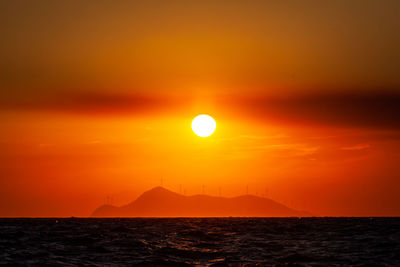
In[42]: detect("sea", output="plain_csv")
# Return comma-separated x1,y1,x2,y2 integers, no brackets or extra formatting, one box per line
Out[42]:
0,218,399,266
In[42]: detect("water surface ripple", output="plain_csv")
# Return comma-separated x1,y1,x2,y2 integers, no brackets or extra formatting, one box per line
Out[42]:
0,218,399,266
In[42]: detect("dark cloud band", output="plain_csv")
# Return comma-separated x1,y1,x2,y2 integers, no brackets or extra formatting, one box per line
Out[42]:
1,90,400,129
228,92,400,129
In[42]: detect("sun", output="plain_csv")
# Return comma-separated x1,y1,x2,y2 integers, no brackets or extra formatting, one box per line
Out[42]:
191,114,216,137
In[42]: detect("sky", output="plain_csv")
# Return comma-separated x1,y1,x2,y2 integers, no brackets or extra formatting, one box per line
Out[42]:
1,0,400,217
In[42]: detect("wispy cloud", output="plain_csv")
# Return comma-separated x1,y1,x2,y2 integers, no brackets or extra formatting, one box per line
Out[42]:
341,144,371,151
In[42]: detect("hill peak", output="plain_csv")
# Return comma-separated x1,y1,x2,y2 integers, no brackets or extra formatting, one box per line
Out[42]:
136,186,181,201
142,186,177,196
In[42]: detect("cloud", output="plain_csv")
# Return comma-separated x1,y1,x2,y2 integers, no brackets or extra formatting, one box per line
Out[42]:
224,91,400,129
1,89,400,130
0,91,186,116
341,144,371,151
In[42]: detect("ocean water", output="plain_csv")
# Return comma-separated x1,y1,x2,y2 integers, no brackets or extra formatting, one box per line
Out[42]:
0,218,399,266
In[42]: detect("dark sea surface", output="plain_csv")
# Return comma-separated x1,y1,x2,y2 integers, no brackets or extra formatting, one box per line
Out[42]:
0,218,399,266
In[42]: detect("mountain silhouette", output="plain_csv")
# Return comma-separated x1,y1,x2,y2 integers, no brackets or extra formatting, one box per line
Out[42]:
91,186,311,217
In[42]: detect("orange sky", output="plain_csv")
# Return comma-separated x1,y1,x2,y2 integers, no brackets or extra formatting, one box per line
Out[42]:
1,0,400,217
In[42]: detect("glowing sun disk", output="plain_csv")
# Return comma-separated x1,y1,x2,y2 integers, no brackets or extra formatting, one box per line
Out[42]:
191,115,216,137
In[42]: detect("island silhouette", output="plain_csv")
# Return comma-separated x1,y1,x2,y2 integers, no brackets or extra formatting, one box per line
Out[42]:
92,186,311,217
